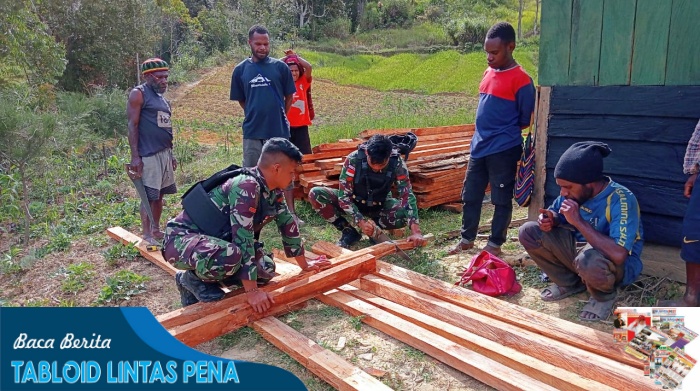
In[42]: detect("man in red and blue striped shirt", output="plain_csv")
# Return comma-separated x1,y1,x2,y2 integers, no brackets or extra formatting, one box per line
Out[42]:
450,22,536,257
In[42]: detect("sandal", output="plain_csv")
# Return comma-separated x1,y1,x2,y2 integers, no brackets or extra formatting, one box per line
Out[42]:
579,297,616,322
540,283,586,302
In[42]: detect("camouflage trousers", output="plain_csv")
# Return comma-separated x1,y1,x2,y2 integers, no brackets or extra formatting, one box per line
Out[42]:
308,186,409,230
163,231,275,283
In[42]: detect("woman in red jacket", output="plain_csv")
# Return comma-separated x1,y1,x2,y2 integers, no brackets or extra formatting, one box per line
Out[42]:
282,50,314,226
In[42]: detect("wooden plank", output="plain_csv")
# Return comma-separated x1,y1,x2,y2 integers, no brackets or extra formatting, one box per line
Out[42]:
312,143,358,153
303,150,354,162
157,261,304,329
169,254,377,346
251,317,391,391
359,124,475,139
340,284,614,391
359,275,652,390
308,235,434,261
373,261,645,369
549,85,700,118
665,0,700,85
319,290,561,391
539,0,573,85
631,0,672,85
106,226,178,276
598,0,636,85
568,0,604,85
528,86,550,220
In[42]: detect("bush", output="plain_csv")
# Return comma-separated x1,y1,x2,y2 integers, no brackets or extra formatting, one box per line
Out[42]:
359,3,382,31
444,17,490,48
422,5,445,23
380,0,415,29
318,18,352,40
86,88,127,138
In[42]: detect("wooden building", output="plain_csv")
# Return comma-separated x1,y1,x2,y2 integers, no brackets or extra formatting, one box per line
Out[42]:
532,0,700,281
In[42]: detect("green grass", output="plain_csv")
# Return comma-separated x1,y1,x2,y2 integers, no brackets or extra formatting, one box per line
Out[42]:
313,22,452,51
304,48,538,95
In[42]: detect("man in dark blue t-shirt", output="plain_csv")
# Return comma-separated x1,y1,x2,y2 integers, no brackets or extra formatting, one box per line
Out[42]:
230,25,296,167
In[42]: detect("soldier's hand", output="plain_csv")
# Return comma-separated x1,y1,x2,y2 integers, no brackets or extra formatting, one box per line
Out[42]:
358,219,376,237
172,157,177,171
247,290,275,314
407,233,426,247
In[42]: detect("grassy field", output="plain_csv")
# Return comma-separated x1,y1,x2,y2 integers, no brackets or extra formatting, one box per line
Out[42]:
0,45,679,391
303,48,538,95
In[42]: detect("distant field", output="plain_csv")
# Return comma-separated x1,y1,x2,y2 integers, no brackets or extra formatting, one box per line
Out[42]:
303,48,539,95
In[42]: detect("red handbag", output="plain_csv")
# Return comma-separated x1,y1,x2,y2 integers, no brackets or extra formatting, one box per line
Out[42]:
455,251,522,297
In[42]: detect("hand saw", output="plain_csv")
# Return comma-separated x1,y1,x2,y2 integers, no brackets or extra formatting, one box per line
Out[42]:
371,227,414,262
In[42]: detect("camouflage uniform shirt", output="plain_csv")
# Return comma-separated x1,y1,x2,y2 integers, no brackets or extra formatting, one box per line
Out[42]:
338,149,419,227
167,167,303,281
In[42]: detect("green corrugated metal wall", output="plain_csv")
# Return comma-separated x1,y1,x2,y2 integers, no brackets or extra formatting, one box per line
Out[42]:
539,0,700,86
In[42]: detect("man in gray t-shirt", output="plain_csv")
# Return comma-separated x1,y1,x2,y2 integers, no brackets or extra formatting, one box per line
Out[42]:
230,25,296,167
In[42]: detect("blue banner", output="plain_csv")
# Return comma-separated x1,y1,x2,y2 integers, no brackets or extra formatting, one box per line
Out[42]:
0,308,306,390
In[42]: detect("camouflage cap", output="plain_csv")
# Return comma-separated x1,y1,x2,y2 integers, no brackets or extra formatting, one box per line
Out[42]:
141,58,169,75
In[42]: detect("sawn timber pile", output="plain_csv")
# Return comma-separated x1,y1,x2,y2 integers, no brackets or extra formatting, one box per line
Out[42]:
107,227,652,391
296,124,474,208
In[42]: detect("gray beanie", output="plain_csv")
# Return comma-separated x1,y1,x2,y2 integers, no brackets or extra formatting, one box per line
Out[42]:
554,141,612,184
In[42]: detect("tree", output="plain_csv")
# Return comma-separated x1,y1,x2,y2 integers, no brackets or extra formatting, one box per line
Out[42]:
0,1,66,88
290,0,329,29
533,0,539,35
0,88,59,244
517,0,523,39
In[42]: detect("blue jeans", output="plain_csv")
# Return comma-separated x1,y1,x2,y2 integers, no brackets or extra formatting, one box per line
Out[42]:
459,144,522,247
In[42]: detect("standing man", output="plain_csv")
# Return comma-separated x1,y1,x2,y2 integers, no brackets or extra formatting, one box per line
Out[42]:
449,22,536,256
127,58,177,245
230,25,296,168
660,120,700,307
518,142,644,321
309,135,426,248
163,138,331,310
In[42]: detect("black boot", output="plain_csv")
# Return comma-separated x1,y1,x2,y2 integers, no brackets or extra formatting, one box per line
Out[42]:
178,270,224,303
333,218,361,248
175,271,199,307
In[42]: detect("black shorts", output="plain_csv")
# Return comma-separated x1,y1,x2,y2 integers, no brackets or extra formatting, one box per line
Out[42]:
290,126,312,155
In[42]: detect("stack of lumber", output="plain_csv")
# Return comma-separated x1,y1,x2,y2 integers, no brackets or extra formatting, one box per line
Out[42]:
108,226,652,391
296,124,474,208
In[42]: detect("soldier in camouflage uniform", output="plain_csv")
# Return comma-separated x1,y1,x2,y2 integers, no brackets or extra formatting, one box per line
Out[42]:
309,134,426,248
163,138,330,311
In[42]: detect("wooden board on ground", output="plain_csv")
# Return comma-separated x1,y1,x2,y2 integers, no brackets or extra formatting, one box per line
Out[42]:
168,254,377,346
106,226,178,276
339,284,614,391
251,317,392,391
373,261,645,370
320,289,561,391
358,274,651,390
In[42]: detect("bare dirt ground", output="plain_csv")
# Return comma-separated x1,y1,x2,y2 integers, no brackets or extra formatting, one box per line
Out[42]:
0,64,675,391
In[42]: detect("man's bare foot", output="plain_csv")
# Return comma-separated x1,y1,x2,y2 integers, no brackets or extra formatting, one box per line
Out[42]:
152,229,165,239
